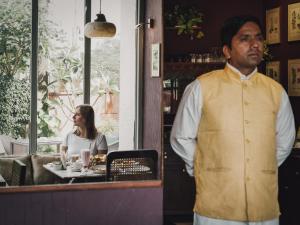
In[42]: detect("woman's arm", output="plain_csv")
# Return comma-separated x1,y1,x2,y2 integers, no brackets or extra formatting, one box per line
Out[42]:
93,134,108,155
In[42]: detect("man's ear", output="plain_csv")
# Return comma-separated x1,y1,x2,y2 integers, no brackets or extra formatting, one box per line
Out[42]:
223,45,231,60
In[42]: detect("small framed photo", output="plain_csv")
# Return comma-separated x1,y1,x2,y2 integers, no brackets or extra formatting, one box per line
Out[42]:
266,61,280,82
266,7,280,44
288,3,300,42
151,43,160,77
288,59,300,96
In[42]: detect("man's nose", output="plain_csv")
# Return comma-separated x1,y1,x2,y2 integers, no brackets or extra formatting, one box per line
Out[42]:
250,38,261,48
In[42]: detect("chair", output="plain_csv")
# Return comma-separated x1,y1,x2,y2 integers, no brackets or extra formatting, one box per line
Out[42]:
106,149,158,181
10,159,26,186
0,174,7,186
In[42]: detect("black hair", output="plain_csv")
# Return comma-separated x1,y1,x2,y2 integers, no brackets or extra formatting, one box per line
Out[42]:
220,15,263,48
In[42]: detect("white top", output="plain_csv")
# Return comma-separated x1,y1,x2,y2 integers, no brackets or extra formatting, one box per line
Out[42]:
170,64,296,225
63,132,108,158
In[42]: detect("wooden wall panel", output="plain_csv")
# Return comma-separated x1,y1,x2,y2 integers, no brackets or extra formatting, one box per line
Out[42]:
263,0,300,129
0,186,163,225
143,0,164,171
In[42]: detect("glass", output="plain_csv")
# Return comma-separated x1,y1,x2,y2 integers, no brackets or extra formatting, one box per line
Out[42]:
80,149,91,168
91,0,136,151
190,53,196,63
37,0,84,154
0,0,31,155
196,54,203,63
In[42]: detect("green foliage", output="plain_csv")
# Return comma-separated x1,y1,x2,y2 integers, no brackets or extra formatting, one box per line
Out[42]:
0,0,61,138
0,0,31,76
0,76,30,138
90,39,120,98
165,4,204,40
0,0,31,138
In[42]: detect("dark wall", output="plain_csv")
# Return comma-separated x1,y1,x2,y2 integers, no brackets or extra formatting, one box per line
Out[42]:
164,0,264,56
143,0,164,172
263,0,300,129
0,186,163,225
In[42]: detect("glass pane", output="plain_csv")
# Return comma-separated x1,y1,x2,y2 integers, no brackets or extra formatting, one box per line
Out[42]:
0,0,31,155
37,0,84,153
91,0,136,151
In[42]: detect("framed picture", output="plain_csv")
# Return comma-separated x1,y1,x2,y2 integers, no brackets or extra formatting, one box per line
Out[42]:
288,59,300,96
151,43,160,77
266,7,280,44
288,3,300,42
266,61,280,82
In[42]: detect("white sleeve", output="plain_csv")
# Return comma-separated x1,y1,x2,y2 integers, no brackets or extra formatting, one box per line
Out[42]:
276,90,295,166
96,133,108,151
170,79,202,176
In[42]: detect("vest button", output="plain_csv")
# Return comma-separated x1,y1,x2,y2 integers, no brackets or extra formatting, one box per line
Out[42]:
246,139,250,143
246,158,250,162
245,120,250,124
244,101,249,106
246,177,250,181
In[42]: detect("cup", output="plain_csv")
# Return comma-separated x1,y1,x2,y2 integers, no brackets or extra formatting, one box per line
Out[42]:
80,149,91,167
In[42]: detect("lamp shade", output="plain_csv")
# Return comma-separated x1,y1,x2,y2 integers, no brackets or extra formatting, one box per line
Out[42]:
84,13,116,38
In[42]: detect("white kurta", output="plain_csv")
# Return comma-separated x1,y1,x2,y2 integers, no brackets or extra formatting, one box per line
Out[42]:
170,64,295,225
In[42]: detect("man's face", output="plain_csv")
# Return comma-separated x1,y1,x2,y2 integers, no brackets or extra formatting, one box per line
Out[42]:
223,22,264,75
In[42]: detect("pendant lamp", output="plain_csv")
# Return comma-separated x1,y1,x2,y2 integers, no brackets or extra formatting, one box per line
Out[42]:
84,0,116,38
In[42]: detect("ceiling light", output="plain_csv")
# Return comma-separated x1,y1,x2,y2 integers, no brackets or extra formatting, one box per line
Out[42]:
84,0,116,38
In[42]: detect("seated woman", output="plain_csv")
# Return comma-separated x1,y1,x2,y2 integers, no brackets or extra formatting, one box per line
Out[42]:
61,104,108,160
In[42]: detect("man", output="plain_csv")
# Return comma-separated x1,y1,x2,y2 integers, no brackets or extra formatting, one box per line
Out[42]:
170,15,295,225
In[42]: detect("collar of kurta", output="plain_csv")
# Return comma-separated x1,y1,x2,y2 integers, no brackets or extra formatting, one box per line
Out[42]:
225,62,257,80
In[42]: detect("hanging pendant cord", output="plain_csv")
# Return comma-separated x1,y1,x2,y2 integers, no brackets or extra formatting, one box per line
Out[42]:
99,0,102,14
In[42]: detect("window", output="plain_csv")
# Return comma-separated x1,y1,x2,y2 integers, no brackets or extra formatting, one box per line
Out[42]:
0,0,138,156
0,0,31,155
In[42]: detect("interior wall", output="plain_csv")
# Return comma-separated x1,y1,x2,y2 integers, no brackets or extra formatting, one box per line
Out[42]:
164,0,264,57
263,0,300,129
143,0,164,175
0,186,163,225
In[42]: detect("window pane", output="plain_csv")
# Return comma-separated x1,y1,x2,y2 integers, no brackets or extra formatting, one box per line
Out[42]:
0,0,31,155
37,0,84,153
91,0,136,151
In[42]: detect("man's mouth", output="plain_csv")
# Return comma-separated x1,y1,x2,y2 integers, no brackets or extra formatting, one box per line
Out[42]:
248,52,261,59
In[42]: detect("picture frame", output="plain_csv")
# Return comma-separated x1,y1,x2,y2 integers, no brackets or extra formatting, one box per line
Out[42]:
288,3,300,42
266,61,280,82
151,43,160,77
266,7,280,44
288,59,300,96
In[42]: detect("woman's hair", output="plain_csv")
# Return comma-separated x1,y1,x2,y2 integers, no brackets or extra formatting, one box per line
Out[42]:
74,104,98,140
220,15,263,48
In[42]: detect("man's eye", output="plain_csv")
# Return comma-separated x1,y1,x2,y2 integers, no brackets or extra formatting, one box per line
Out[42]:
240,36,250,41
256,36,264,42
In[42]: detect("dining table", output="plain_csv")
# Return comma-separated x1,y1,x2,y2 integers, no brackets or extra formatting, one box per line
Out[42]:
43,163,106,183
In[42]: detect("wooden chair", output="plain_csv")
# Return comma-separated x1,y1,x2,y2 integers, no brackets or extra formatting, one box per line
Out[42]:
106,149,158,181
11,159,26,186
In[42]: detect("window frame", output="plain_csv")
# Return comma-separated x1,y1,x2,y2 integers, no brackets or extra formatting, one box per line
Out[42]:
28,0,144,154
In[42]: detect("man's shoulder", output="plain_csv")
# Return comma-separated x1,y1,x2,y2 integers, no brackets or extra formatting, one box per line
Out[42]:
257,72,283,90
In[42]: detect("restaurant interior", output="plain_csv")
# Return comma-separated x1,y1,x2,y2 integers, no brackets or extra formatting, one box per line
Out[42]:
0,0,300,225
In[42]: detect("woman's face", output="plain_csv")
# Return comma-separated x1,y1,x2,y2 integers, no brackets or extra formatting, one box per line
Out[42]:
73,108,86,127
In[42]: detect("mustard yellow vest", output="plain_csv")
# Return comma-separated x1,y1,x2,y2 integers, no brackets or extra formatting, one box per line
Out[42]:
194,66,283,221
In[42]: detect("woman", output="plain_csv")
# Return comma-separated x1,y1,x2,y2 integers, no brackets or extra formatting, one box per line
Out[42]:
61,104,108,159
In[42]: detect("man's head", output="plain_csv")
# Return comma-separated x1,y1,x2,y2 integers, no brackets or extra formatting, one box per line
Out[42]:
221,15,264,75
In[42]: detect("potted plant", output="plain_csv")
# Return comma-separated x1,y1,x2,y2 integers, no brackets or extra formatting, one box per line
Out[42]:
165,4,204,40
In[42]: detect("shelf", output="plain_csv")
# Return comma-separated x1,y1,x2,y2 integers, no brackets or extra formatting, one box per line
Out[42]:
164,62,225,80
